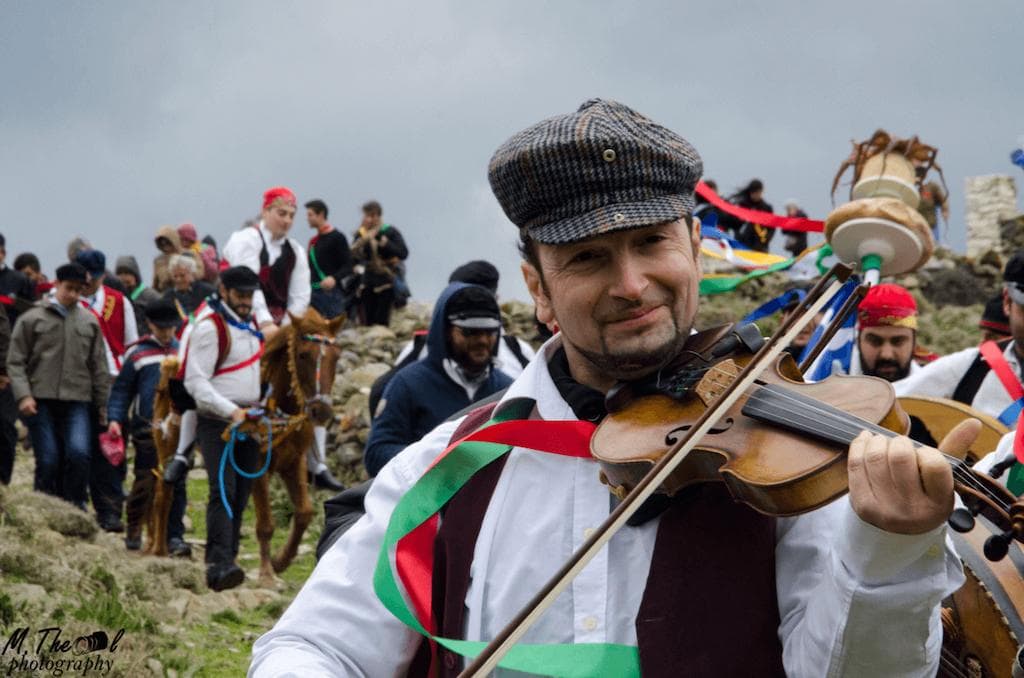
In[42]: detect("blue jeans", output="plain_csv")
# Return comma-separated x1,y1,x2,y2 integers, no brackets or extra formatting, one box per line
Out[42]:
24,399,92,508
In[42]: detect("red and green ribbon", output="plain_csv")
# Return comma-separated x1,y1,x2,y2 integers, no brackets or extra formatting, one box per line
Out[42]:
372,399,641,677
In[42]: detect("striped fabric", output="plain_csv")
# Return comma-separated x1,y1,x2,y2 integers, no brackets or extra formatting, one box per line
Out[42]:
488,99,703,244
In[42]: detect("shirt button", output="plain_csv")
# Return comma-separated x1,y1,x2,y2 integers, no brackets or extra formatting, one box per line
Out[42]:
926,544,942,558
583,528,595,539
602,148,617,162
613,212,625,223
582,616,598,631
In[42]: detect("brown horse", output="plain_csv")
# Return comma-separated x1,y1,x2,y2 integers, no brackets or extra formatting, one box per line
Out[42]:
147,308,343,585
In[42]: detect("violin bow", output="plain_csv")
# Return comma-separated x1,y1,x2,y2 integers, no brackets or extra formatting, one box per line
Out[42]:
459,264,855,677
797,282,869,375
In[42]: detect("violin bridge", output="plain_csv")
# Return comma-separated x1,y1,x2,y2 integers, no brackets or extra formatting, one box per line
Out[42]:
695,359,740,407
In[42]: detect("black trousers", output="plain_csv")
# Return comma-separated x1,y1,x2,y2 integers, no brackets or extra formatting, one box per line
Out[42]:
89,408,126,524
125,433,187,542
360,287,395,326
0,385,16,484
197,415,257,566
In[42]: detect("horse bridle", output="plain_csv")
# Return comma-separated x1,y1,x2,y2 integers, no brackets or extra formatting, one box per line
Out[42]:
296,333,339,411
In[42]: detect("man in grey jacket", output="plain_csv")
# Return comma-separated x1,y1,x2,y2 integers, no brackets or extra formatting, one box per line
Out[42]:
7,263,109,508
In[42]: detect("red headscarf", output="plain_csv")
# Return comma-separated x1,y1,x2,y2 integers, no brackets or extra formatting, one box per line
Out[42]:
858,283,918,329
263,186,297,210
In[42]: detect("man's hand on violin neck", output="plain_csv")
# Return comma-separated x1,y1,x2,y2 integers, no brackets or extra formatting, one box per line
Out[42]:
847,421,978,535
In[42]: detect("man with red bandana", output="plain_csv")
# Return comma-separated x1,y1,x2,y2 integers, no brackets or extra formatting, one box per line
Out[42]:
849,283,923,382
221,187,342,491
222,187,311,338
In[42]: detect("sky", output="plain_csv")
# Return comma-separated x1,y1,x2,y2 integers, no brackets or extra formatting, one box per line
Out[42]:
2,1,1023,303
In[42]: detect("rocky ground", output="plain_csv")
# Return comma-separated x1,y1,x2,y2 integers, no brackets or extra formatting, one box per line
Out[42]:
0,244,1010,676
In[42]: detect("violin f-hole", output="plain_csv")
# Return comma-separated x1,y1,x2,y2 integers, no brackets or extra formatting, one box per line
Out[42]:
665,419,735,446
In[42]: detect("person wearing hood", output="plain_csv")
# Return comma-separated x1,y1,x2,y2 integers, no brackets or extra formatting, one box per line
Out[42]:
363,283,514,476
115,255,161,336
153,225,183,293
178,223,220,284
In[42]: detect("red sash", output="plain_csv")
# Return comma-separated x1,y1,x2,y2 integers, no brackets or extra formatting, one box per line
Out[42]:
979,340,1024,463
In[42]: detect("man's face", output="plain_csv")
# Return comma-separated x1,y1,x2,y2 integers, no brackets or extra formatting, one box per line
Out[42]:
307,209,324,229
1003,289,1024,358
263,201,297,239
171,265,194,291
83,274,102,296
149,322,177,345
117,272,138,290
523,218,701,390
54,280,83,307
221,286,255,320
448,325,499,374
156,237,176,254
780,307,823,350
858,326,916,381
361,210,381,230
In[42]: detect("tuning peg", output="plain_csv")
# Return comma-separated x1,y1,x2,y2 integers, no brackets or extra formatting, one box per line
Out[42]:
948,508,976,533
984,530,1015,561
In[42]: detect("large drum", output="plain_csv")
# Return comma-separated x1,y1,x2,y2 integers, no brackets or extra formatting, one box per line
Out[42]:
899,395,1009,464
943,517,1024,677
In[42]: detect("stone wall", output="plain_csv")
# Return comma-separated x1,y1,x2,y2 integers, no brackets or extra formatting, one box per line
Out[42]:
965,174,1018,257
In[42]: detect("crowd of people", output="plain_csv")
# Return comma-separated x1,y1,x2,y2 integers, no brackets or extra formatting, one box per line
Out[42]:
0,96,1013,675
0,191,424,590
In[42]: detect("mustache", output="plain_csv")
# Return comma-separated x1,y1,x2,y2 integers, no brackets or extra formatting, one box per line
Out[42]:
595,294,672,324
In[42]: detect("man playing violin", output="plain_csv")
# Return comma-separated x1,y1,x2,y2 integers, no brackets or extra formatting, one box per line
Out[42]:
250,99,974,677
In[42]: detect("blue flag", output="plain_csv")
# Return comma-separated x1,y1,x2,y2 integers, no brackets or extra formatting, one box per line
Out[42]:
799,278,860,381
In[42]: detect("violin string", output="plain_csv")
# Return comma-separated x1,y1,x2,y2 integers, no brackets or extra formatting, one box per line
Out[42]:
742,389,1010,513
663,360,1007,510
742,386,1005,507
688,361,1007,507
742,388,1005,509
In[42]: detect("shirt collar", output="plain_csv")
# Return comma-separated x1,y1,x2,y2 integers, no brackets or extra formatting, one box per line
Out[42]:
259,221,286,245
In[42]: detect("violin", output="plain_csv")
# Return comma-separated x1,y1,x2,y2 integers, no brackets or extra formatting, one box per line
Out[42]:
592,322,1019,537
460,265,1024,677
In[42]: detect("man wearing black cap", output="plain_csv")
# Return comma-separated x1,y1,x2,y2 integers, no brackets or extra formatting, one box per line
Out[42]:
896,250,1024,423
384,261,535,388
7,264,108,510
183,266,265,591
363,282,514,476
106,298,189,555
252,100,968,676
979,293,1012,343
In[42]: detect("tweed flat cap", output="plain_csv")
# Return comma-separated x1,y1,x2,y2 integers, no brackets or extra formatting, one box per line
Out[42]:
488,98,703,244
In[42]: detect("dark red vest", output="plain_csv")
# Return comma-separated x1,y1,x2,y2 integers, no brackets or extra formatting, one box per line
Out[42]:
408,406,785,678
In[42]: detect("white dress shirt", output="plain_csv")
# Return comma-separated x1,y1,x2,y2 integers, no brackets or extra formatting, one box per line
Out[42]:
85,285,138,375
894,341,1021,420
222,222,311,326
183,304,262,419
250,335,962,678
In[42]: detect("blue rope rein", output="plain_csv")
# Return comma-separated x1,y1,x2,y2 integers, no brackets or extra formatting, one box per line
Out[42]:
219,411,273,520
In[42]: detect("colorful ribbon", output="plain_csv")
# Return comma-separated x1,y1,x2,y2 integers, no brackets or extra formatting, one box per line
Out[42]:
696,181,825,233
373,401,642,677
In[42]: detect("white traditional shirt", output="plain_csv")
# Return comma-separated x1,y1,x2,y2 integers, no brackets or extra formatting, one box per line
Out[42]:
222,222,311,327
249,335,963,678
85,285,138,375
183,303,262,419
894,341,1021,421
